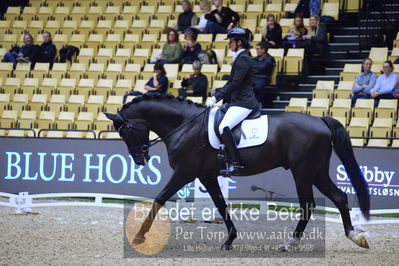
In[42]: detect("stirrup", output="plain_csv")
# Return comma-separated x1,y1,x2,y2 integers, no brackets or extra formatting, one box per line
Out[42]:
219,163,244,176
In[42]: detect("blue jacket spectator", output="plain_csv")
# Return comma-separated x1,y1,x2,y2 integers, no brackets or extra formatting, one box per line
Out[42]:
2,33,39,68
182,28,202,64
370,61,399,105
351,58,378,104
252,42,275,103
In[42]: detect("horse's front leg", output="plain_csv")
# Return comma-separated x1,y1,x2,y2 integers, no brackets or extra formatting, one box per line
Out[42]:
133,171,194,245
200,176,237,251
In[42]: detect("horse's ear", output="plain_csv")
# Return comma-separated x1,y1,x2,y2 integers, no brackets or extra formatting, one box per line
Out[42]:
104,112,123,122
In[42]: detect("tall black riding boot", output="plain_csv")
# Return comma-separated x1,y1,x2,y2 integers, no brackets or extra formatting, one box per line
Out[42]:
219,127,243,176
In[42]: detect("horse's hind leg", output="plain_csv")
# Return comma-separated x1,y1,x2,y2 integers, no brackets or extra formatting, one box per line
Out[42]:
280,169,316,251
314,171,369,249
200,176,237,251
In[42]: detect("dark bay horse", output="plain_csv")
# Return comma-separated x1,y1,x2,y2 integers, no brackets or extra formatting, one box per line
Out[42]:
105,93,370,251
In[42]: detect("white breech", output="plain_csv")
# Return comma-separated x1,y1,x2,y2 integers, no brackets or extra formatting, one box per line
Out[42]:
218,106,252,135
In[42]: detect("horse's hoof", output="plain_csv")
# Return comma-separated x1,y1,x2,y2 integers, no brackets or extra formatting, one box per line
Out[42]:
347,230,370,249
278,237,300,252
132,235,146,245
220,244,230,251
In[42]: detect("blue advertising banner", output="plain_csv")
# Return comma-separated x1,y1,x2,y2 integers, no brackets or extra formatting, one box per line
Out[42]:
0,138,398,209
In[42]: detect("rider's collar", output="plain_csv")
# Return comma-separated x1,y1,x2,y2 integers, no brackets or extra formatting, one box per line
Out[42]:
232,49,246,63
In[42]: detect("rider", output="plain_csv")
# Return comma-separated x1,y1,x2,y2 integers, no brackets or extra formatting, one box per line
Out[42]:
207,27,259,175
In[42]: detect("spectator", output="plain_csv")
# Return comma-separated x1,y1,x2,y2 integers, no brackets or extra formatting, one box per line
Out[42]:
370,61,399,105
351,58,378,104
177,1,198,34
261,14,282,48
303,15,328,54
179,60,208,102
2,33,39,68
192,0,210,33
156,29,182,64
282,14,308,50
204,0,240,37
182,29,202,64
36,31,57,65
252,42,275,103
123,63,169,102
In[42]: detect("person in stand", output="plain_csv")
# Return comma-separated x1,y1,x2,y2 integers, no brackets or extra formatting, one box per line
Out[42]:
252,42,275,104
282,14,308,50
176,1,198,34
124,63,169,102
192,0,210,33
155,29,182,64
261,14,282,48
369,61,399,105
351,58,377,104
204,0,240,37
302,15,328,54
207,27,259,176
36,31,57,66
179,60,208,102
181,28,202,64
2,33,39,68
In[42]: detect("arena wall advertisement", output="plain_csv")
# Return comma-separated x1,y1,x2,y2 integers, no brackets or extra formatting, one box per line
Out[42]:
0,137,398,210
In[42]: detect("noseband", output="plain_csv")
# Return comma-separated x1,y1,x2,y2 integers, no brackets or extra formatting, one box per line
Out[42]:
116,113,149,153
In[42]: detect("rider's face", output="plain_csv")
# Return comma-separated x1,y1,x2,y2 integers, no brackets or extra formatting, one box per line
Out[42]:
229,39,237,52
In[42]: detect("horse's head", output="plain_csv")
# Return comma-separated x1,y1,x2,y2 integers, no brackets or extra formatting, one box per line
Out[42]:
104,112,150,166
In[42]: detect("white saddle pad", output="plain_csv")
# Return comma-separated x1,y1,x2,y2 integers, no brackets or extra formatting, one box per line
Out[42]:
208,107,269,149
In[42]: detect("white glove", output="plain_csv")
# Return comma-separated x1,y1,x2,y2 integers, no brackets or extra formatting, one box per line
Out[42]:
206,96,217,107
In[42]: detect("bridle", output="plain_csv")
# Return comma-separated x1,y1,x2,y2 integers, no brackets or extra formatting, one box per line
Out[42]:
116,107,210,154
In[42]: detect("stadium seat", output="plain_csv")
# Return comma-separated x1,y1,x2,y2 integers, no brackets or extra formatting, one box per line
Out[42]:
7,129,25,137
0,94,10,114
213,34,228,49
47,94,66,116
122,34,140,48
94,112,112,131
61,20,78,36
375,99,398,119
330,98,352,125
87,63,105,81
11,94,29,114
30,94,47,113
3,78,21,97
53,34,69,49
37,111,56,129
0,110,18,128
77,48,95,65
105,64,123,83
104,5,120,20
132,49,150,67
31,63,50,82
86,34,104,50
75,112,94,130
347,117,369,144
312,80,335,103
197,34,214,50
21,78,39,97
18,110,36,128
40,78,58,96
69,63,87,80
69,34,87,48
96,48,114,64
340,64,361,81
114,48,132,65
351,99,375,124
66,131,85,139
104,95,123,113
367,139,388,147
58,78,76,97
14,63,31,80
50,63,68,81
76,79,95,98
55,111,75,130
103,34,121,50
95,79,113,97
66,95,85,114
370,117,393,138
388,48,399,62
37,6,54,22
285,98,308,113
307,98,330,117
124,63,141,82
114,79,133,96
45,130,64,138
96,20,113,36
371,63,383,74
321,2,339,20
334,81,353,99
120,5,138,21
369,47,388,64
86,95,104,116
284,49,305,75
131,19,148,34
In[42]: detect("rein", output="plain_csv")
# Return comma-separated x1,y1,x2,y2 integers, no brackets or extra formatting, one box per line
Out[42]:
118,107,210,152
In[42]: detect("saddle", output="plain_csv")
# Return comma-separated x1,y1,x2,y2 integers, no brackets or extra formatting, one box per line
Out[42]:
214,103,262,145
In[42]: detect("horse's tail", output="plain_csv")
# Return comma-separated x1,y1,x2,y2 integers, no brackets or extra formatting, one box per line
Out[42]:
321,116,370,220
